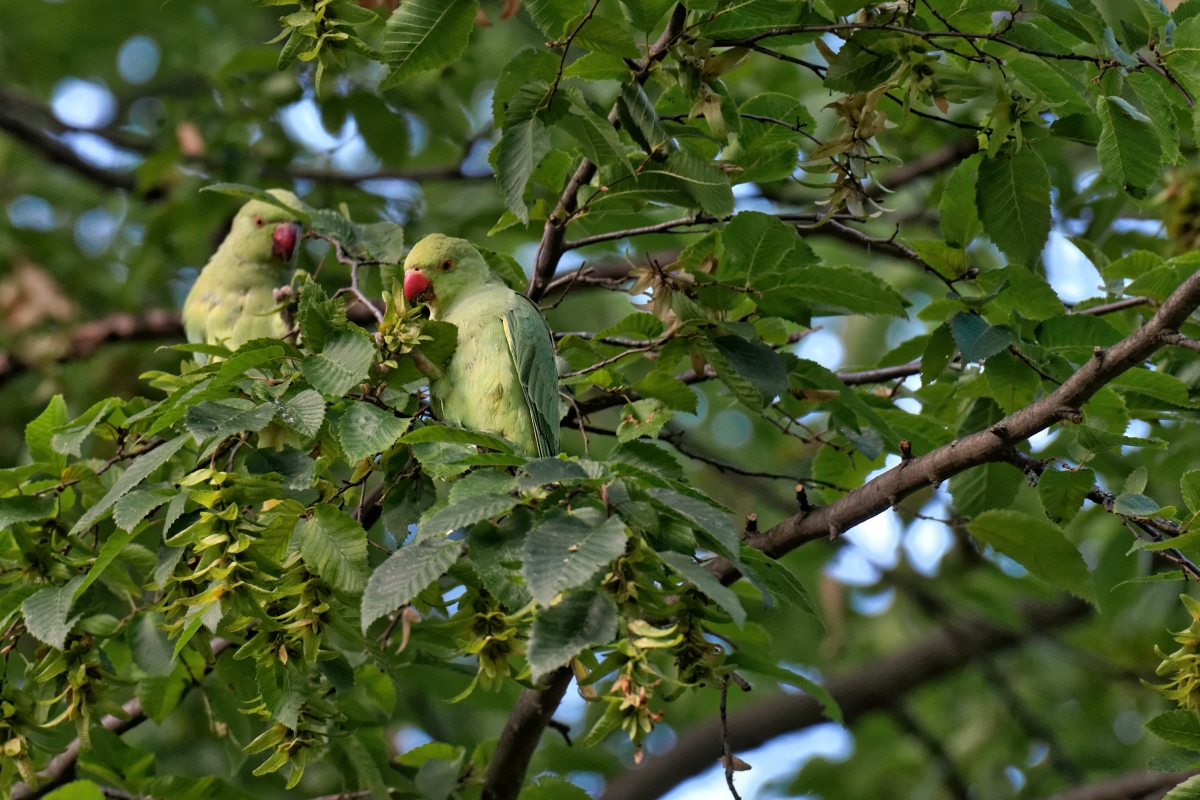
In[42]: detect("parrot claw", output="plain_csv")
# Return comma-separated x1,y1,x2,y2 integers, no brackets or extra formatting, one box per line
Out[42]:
272,286,294,304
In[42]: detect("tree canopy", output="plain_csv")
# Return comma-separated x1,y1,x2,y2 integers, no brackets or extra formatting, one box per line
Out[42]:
7,1,1200,799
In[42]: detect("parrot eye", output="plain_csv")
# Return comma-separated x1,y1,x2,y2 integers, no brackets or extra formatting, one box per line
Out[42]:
253,215,266,228
439,259,453,272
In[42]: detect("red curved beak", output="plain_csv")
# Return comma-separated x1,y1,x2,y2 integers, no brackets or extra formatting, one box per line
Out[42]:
404,270,432,303
272,222,300,261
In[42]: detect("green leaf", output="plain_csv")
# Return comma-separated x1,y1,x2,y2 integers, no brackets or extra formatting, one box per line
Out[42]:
1162,775,1200,800
985,349,1039,414
199,184,310,223
659,550,746,626
646,488,739,560
910,240,970,280
1128,71,1181,166
494,49,559,122
1097,95,1162,198
51,398,120,457
524,0,588,38
273,389,326,438
631,371,698,413
950,313,1012,363
186,400,275,443
619,0,675,31
295,504,370,593
23,575,84,650
922,323,956,383
75,528,137,602
361,537,461,631
401,424,516,454
69,436,190,538
478,247,530,292
1146,710,1200,752
297,278,346,353
523,513,628,606
1111,368,1192,406
1182,470,1200,515
564,51,630,81
712,334,788,400
301,329,375,396
950,462,1021,517
419,493,521,536
1075,424,1166,451
27,395,67,472
1038,468,1094,525
726,650,842,723
522,775,593,800
976,148,1051,267
719,211,906,322
336,401,410,463
42,781,105,800
967,510,1096,603
380,0,478,88
558,88,632,174
1113,492,1164,517
1037,315,1123,362
823,30,900,92
526,589,618,677
0,494,57,530
494,81,552,224
662,149,734,218
113,489,172,533
738,547,818,618
618,82,668,153
573,15,640,57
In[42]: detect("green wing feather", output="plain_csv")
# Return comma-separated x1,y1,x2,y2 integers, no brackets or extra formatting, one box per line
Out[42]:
501,296,560,457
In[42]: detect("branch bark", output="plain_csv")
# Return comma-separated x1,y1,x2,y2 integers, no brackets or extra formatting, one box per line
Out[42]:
599,598,1089,800
0,86,488,194
480,668,574,800
708,267,1200,583
1043,769,1200,800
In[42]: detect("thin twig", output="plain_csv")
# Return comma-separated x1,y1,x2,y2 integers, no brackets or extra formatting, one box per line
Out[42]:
720,677,742,800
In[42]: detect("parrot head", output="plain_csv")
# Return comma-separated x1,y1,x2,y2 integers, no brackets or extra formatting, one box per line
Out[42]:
223,189,304,265
402,234,497,312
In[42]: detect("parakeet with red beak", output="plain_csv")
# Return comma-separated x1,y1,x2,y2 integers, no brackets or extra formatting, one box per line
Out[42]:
182,189,303,362
403,234,559,457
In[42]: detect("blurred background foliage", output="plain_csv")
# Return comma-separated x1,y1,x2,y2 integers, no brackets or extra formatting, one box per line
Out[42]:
2,0,1200,799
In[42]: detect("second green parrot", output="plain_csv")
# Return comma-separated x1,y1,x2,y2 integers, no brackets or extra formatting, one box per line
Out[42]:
402,235,559,457
182,189,303,361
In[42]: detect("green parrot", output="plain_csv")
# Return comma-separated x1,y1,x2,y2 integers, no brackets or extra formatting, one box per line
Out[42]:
182,189,303,362
402,234,560,458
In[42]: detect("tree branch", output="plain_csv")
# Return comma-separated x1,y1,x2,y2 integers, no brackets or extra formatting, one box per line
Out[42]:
480,668,574,800
599,598,1089,800
707,266,1200,583
11,638,232,800
526,4,688,301
0,86,489,194
1042,769,1200,800
0,94,137,191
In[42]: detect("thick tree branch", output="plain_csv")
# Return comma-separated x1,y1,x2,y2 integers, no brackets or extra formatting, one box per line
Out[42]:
0,86,488,194
0,94,137,191
1043,769,1200,800
599,598,1089,800
11,638,231,800
480,668,574,800
704,267,1200,584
